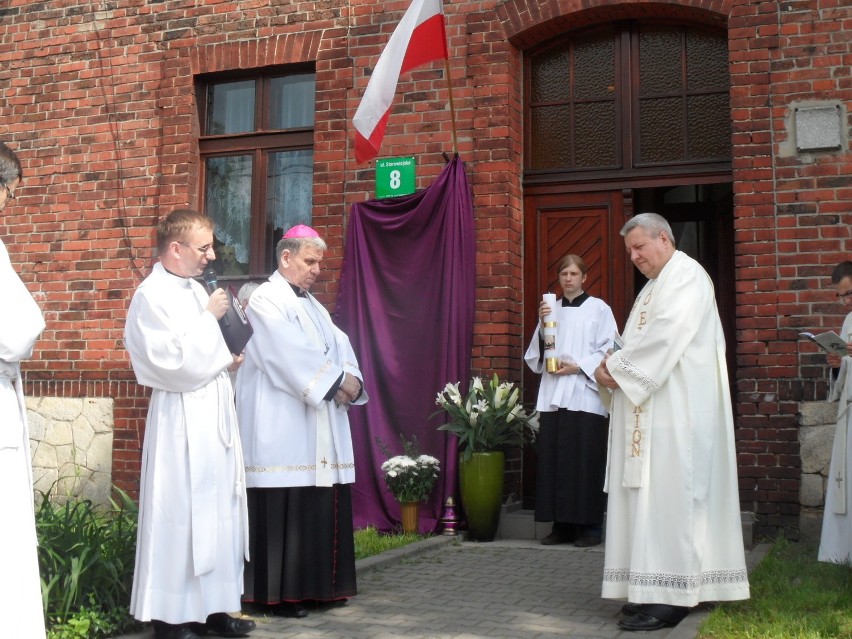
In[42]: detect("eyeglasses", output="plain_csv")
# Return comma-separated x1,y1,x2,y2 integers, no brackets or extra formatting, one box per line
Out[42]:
178,242,214,255
837,291,852,299
2,183,14,200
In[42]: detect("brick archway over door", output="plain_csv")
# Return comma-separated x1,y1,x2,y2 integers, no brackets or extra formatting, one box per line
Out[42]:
495,0,732,48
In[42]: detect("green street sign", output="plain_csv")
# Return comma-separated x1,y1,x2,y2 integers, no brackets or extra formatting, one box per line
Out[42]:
375,156,415,199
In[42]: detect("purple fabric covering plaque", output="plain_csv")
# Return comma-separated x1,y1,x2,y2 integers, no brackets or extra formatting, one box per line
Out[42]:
336,155,475,533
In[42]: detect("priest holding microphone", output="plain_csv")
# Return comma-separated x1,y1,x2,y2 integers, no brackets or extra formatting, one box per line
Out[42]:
124,209,254,639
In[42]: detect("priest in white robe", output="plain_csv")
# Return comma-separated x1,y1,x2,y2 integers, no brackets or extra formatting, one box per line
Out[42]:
236,225,366,618
819,260,852,565
524,254,616,547
125,209,255,639
0,141,47,639
595,213,749,632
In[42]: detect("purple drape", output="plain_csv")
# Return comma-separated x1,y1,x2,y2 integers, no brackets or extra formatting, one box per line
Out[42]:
335,155,475,532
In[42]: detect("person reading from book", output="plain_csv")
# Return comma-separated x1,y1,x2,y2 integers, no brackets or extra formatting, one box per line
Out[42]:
818,260,852,565
124,209,255,639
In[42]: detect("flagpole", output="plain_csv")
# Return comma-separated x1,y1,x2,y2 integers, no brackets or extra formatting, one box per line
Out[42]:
444,57,458,155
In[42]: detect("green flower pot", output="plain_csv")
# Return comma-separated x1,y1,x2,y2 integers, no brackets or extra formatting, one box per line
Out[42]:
458,450,504,541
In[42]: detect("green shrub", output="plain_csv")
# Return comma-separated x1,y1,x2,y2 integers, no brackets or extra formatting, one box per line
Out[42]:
35,485,141,639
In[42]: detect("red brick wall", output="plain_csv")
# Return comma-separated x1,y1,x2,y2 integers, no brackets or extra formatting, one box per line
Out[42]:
729,0,852,536
2,0,849,536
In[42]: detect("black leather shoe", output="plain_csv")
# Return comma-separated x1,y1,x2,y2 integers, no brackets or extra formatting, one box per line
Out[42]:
621,602,642,617
204,613,256,637
617,612,675,631
153,621,202,639
273,602,309,618
573,535,601,547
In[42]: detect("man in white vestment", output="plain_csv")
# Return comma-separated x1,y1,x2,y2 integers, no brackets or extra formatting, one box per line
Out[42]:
236,225,366,618
125,209,256,639
594,212,749,632
0,141,47,639
525,254,616,547
819,260,852,565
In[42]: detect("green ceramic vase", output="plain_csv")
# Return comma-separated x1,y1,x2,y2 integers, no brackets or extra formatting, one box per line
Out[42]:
458,450,505,541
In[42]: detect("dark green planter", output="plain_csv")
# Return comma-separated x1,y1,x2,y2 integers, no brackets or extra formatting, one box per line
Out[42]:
458,450,504,541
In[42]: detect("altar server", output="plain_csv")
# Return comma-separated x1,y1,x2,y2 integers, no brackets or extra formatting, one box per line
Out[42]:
125,209,255,639
595,212,749,632
525,254,616,547
236,225,366,617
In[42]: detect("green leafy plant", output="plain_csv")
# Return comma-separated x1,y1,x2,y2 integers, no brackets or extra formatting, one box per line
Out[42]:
36,484,140,639
433,373,538,461
378,435,440,504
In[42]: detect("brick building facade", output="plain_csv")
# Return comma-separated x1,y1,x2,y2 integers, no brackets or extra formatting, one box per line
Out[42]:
1,0,850,539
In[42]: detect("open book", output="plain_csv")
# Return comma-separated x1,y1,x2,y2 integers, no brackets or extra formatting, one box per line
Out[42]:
799,331,849,357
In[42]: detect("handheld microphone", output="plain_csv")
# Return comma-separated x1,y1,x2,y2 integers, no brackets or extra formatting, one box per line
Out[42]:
201,266,230,327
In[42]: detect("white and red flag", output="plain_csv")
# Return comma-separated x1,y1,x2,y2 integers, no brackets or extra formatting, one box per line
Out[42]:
353,0,449,164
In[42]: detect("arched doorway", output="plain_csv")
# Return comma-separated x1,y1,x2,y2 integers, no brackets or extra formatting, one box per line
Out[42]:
521,20,734,509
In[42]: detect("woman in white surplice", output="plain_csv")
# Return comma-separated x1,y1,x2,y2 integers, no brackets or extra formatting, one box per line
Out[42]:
0,141,47,639
819,260,852,565
524,254,616,547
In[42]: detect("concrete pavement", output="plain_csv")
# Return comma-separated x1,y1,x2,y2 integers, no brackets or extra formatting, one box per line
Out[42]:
117,536,768,639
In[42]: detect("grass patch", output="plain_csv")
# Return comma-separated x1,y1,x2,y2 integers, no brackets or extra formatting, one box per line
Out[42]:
699,537,852,638
354,526,428,560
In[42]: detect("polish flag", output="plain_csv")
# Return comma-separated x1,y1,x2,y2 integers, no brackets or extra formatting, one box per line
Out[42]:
353,0,449,164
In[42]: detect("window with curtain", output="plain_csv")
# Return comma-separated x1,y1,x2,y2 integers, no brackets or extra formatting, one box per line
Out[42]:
198,69,316,277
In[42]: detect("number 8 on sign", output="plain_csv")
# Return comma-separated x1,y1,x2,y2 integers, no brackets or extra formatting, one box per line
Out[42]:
375,156,416,199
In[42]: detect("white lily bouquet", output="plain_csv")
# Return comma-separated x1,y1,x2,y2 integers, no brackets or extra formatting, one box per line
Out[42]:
434,373,539,461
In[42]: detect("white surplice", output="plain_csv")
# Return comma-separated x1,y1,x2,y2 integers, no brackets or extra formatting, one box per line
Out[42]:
0,239,47,639
601,250,749,606
524,295,616,415
125,263,249,624
819,311,852,564
236,271,367,489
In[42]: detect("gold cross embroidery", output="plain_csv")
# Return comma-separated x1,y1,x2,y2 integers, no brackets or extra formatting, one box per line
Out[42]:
321,458,328,468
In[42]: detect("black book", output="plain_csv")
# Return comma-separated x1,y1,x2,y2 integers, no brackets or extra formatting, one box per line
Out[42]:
219,286,254,354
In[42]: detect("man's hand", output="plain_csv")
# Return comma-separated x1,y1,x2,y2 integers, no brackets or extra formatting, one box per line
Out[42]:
338,372,362,403
827,353,843,368
206,288,229,320
228,351,245,372
594,356,619,389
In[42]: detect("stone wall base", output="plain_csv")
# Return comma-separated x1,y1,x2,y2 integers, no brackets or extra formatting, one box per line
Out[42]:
26,397,114,506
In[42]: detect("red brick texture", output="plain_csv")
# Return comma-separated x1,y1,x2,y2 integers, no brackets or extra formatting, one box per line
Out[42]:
1,0,850,537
